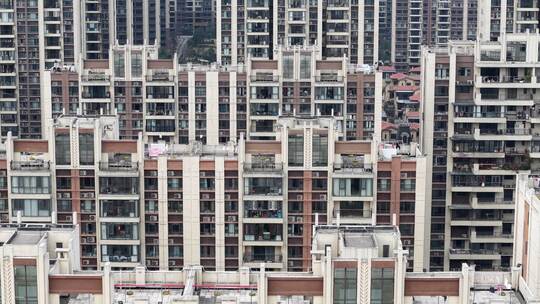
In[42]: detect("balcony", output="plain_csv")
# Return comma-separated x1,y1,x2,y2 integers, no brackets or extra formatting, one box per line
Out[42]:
477,75,535,88
474,128,532,141
101,245,139,263
81,74,110,82
99,161,139,171
146,74,174,82
11,160,50,171
470,231,513,243
244,186,282,196
244,201,283,223
243,254,282,263
448,248,501,260
243,162,282,174
250,74,279,83
333,161,373,175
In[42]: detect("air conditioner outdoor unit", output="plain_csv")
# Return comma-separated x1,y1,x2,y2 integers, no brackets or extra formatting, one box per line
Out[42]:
83,260,90,265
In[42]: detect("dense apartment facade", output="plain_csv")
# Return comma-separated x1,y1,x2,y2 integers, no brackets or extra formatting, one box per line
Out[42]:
216,0,379,66
421,33,540,271
43,45,384,144
1,222,535,304
0,114,429,273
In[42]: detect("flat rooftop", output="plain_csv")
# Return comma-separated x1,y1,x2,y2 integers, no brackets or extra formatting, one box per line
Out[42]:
8,231,44,245
344,234,376,248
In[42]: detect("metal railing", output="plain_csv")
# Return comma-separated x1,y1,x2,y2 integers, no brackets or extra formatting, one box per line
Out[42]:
243,254,282,263
99,161,139,171
243,162,283,172
11,160,50,170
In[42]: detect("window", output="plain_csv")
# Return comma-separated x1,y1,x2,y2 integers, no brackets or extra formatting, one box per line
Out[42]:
114,51,125,77
371,268,394,304
57,200,72,212
131,52,142,77
55,133,70,165
312,134,328,166
283,54,293,79
400,179,415,192
14,265,37,304
288,135,304,166
12,176,50,194
79,133,94,165
377,179,390,191
101,223,138,240
12,200,51,217
333,178,373,197
169,246,183,257
300,53,311,78
334,268,357,304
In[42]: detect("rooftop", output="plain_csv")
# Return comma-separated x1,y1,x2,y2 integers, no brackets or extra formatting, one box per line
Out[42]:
8,231,44,245
343,234,376,248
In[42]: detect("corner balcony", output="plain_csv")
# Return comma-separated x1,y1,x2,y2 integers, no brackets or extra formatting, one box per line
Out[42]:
451,180,503,193
473,128,532,141
450,214,503,227
472,163,522,175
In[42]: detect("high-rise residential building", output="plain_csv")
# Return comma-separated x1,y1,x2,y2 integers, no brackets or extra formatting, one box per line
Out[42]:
390,0,478,71
216,0,379,66
477,0,540,43
176,0,215,36
0,113,429,272
0,0,79,139
44,45,383,144
421,33,540,271
0,221,535,303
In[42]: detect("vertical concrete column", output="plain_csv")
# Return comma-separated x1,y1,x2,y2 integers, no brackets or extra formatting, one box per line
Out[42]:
206,71,220,145
183,156,201,266
157,156,169,270
214,157,226,271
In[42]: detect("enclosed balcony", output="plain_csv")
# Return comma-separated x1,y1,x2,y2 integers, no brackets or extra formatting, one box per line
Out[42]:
244,201,282,218
100,200,138,217
101,223,139,240
244,177,283,196
243,224,283,242
101,245,139,262
99,161,138,171
99,177,139,195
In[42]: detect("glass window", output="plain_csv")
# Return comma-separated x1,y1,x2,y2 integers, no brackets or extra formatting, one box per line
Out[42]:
312,134,328,166
288,135,304,166
333,268,357,304
300,53,311,78
400,179,415,191
14,265,38,304
131,51,142,77
12,200,51,217
370,268,394,304
79,133,94,165
114,51,125,77
333,178,373,197
11,176,50,194
55,133,70,165
283,54,294,79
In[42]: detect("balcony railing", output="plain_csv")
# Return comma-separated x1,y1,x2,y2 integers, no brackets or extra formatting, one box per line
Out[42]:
250,75,279,82
481,76,530,83
243,162,283,172
244,186,282,196
99,161,139,171
146,74,174,82
243,254,282,263
243,233,283,241
449,248,500,255
11,160,50,170
81,74,110,82
244,209,282,218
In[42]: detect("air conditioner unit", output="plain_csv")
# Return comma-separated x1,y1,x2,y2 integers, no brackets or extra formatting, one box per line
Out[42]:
174,193,182,199
57,193,63,198
150,215,158,221
88,237,96,243
170,260,176,266
313,172,320,177
401,173,409,178
225,194,231,200
202,194,210,199
200,171,206,177
168,171,175,176
66,215,72,221
153,238,159,244
150,193,158,199
83,260,90,265
168,239,174,244
296,194,303,200
80,170,87,176
320,194,327,200
63,193,71,198
81,237,87,243
89,215,96,221
403,239,412,245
